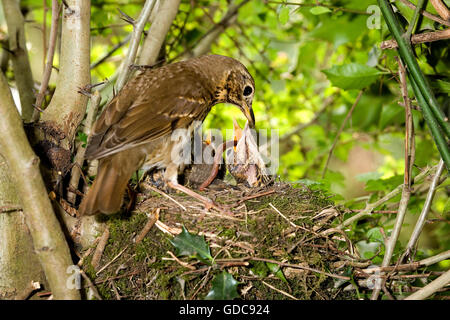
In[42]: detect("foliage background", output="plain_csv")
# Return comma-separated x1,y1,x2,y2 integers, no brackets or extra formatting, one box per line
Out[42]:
0,0,448,281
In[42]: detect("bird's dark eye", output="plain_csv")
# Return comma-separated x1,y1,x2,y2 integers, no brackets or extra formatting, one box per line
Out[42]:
243,85,253,96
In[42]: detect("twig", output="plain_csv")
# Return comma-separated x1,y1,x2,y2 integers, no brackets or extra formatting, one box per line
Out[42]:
280,99,331,144
379,0,450,153
419,249,450,267
404,0,426,40
235,189,276,206
138,0,181,65
322,90,364,178
166,250,196,270
335,165,436,229
397,0,450,26
381,29,450,49
79,269,102,300
217,256,351,281
261,281,298,300
90,34,131,69
402,159,446,262
142,182,186,211
96,245,129,276
67,91,102,204
91,226,110,270
134,208,160,244
269,202,297,228
32,0,61,122
429,0,450,21
264,0,370,15
404,269,450,300
115,0,157,90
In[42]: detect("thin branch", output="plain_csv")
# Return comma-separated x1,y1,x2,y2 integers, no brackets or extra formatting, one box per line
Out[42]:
419,250,450,266
381,29,450,49
280,99,331,144
138,0,181,66
261,281,299,300
39,0,91,150
378,0,450,168
322,90,364,178
33,0,61,122
91,226,110,270
403,159,446,261
90,34,131,70
397,0,450,26
264,0,370,15
115,0,157,90
67,91,101,204
334,165,437,230
1,0,35,121
404,0,426,40
134,208,160,244
404,269,450,300
429,0,450,21
371,59,415,299
178,1,249,60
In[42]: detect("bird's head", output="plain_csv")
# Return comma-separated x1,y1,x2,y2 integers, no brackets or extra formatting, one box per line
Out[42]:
205,55,256,128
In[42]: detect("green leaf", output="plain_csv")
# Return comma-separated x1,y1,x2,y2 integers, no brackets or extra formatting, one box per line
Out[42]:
356,240,381,259
278,7,290,24
170,226,213,264
322,63,383,90
310,7,332,15
77,132,88,148
266,262,288,284
205,271,240,300
367,228,384,243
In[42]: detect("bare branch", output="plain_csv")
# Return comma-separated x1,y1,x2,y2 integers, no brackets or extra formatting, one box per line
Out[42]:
1,0,35,121
67,91,101,204
116,0,157,90
397,0,450,26
138,0,181,66
404,269,450,300
429,0,450,21
39,0,91,149
33,0,61,122
403,159,446,260
381,29,450,49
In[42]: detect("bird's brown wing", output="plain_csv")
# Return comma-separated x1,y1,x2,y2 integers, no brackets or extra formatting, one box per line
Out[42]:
85,68,212,160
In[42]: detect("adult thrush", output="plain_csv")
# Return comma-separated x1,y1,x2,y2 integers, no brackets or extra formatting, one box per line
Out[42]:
78,55,255,216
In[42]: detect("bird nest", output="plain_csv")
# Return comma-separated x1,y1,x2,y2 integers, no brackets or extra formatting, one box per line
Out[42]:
78,180,361,300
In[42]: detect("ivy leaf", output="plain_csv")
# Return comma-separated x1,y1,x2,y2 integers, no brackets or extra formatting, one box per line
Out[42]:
310,7,331,15
266,262,288,284
170,226,213,264
322,63,383,90
205,271,240,300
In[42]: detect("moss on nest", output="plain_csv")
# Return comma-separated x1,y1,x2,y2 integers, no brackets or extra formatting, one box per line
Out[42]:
79,182,356,300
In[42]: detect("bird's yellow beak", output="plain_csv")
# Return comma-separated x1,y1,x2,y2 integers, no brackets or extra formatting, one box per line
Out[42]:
241,102,255,129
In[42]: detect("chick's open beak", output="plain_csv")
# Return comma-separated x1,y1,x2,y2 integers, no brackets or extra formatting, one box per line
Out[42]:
241,102,255,129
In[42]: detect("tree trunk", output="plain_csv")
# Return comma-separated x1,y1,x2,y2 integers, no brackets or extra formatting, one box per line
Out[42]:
0,157,47,299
